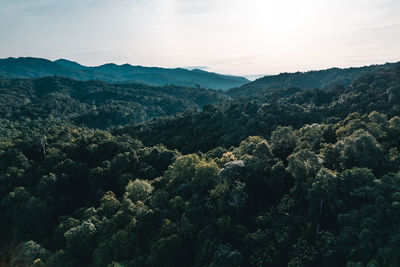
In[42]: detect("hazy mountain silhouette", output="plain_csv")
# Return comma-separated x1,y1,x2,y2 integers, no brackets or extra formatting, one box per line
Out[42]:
0,57,249,90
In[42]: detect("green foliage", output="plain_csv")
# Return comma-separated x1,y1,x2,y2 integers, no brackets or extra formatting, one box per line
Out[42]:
0,76,227,131
100,191,121,217
270,126,298,159
10,240,50,267
123,67,400,153
125,179,154,202
227,62,400,99
287,149,322,181
148,234,185,267
334,129,384,172
234,136,273,159
1,66,400,266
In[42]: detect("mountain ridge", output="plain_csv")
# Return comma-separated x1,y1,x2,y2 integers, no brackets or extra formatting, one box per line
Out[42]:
228,61,400,99
0,57,249,90
0,75,227,132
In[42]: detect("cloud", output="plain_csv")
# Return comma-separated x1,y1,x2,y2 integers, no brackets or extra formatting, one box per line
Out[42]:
0,0,399,74
169,0,225,16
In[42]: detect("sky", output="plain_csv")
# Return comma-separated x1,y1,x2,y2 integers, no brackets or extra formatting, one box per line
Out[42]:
0,0,399,76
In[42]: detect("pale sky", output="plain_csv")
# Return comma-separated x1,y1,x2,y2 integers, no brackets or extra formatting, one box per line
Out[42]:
0,0,399,75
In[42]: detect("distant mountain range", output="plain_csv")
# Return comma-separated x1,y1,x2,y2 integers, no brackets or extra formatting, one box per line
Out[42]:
2,57,399,98
0,57,249,90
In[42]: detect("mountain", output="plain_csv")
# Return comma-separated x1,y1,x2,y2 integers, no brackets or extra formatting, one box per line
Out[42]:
228,62,400,99
0,76,226,133
0,57,249,90
2,65,400,266
119,66,400,153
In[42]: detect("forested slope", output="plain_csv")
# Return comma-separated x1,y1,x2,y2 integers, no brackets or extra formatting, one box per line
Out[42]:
120,67,400,153
1,67,400,266
228,62,400,100
0,76,226,136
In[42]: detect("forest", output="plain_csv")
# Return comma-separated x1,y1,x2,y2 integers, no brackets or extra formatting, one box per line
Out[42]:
228,62,400,100
1,65,400,266
0,76,226,137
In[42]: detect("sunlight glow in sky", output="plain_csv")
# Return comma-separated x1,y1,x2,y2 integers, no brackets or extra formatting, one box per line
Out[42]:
1,0,399,75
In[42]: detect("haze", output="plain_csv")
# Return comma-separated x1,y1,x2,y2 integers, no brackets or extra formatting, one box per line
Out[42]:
1,0,399,75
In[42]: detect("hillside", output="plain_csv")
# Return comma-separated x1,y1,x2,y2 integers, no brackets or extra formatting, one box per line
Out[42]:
0,76,226,135
120,67,400,153
0,57,249,90
228,62,400,100
1,65,400,266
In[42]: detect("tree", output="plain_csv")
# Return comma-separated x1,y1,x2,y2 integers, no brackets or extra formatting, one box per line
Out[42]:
335,130,383,172
64,220,97,264
147,234,185,267
125,179,153,202
210,243,243,267
10,240,50,267
100,191,120,217
287,149,322,181
270,126,298,160
307,168,338,233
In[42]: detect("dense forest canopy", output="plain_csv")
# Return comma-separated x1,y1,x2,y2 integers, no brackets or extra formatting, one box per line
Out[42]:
228,62,400,101
121,67,400,154
0,57,249,90
0,76,226,135
1,64,400,266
